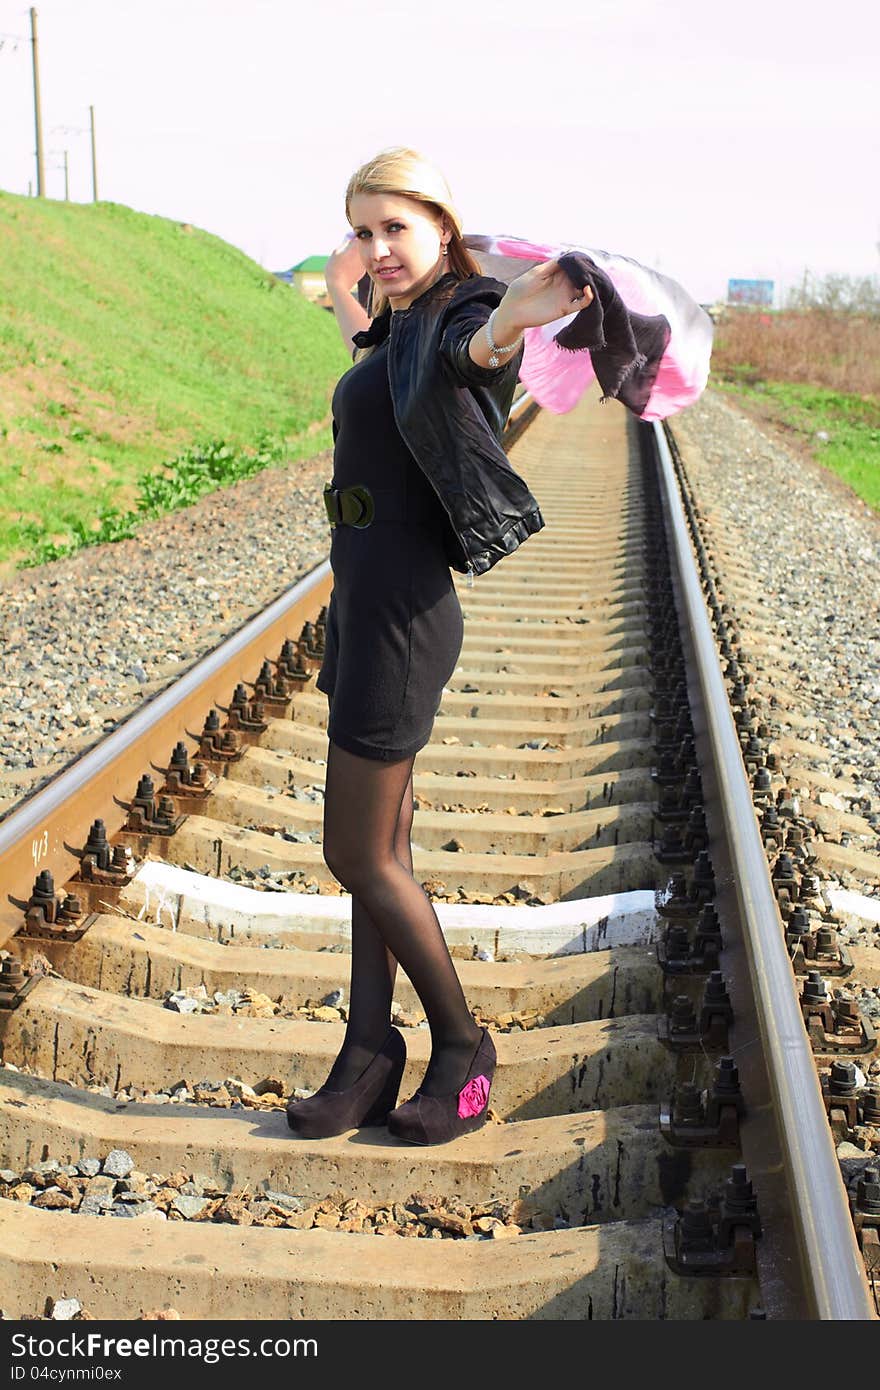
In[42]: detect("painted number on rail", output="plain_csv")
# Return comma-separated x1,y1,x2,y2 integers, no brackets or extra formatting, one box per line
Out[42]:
32,829,49,868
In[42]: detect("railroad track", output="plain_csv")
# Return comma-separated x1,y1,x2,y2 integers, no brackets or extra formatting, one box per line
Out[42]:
0,387,877,1321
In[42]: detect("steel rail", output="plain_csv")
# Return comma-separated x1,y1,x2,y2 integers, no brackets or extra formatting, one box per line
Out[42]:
652,419,875,1320
508,387,533,420
0,562,331,855
0,563,332,947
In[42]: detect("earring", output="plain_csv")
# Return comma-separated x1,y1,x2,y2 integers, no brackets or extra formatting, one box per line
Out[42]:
442,243,448,256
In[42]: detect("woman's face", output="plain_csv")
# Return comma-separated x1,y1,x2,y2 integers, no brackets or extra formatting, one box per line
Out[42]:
349,191,450,311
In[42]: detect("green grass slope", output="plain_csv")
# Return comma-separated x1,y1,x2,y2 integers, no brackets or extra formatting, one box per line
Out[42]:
0,190,347,570
714,378,880,511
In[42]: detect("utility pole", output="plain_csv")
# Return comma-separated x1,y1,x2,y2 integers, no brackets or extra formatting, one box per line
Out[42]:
63,150,69,200
89,105,98,201
30,8,45,196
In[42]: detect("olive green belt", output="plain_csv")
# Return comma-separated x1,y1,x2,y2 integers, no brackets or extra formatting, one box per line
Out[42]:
323,482,437,529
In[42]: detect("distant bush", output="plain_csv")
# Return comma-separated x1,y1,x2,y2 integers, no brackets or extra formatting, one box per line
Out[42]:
784,269,880,316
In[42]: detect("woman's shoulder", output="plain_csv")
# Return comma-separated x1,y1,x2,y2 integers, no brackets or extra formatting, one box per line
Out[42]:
442,272,509,317
452,271,509,298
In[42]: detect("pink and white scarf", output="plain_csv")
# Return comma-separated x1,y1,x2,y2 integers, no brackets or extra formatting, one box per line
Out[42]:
461,233,713,421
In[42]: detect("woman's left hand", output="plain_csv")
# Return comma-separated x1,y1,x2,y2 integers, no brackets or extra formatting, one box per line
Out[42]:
500,259,594,333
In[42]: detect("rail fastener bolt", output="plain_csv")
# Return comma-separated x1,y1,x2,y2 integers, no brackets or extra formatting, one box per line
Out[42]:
659,1056,744,1148
663,1164,761,1277
850,1166,880,1276
0,954,40,1011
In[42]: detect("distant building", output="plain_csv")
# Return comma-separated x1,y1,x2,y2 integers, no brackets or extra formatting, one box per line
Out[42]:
701,300,727,324
274,255,331,305
727,278,774,307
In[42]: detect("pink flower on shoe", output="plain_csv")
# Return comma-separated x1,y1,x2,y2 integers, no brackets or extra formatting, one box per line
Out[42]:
457,1073,491,1119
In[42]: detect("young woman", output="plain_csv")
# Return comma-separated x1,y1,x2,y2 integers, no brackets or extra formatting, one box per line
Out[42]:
286,146,593,1146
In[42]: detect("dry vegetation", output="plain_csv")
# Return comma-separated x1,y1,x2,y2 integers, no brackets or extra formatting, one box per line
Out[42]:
712,306,880,398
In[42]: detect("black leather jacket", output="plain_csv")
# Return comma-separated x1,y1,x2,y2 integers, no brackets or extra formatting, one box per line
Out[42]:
349,270,545,581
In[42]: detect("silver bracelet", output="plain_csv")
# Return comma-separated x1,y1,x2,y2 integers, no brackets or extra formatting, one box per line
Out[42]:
485,307,523,367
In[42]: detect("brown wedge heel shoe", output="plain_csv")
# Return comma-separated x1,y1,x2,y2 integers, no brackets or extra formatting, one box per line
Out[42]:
386,1026,497,1146
285,1025,407,1139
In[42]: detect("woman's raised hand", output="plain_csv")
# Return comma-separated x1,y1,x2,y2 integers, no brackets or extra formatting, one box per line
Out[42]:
325,232,365,292
501,259,594,332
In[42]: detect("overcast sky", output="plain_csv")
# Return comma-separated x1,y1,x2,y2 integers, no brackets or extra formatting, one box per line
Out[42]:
1,0,877,303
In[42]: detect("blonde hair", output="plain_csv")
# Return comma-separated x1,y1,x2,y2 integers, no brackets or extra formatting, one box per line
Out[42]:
345,145,483,363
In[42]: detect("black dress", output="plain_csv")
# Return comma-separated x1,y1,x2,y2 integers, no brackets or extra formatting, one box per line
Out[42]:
315,336,465,761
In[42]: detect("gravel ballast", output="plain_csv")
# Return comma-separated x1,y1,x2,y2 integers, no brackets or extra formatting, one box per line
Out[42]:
670,390,880,820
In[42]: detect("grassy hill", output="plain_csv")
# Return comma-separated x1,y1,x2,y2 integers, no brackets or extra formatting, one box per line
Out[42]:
0,190,348,572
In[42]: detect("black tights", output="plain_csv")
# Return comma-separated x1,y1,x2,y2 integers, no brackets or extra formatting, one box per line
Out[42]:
321,735,483,1097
